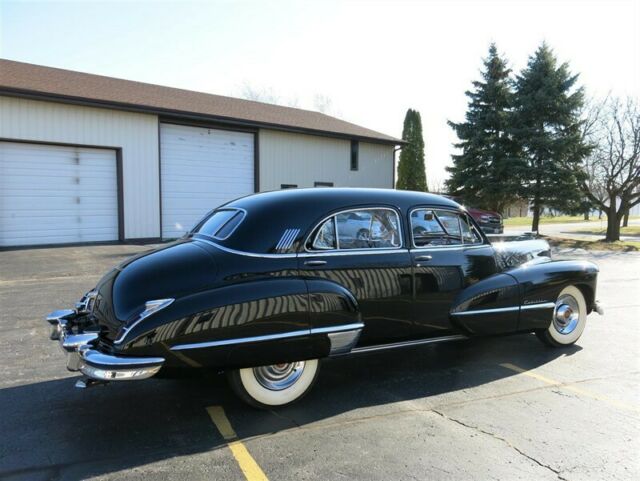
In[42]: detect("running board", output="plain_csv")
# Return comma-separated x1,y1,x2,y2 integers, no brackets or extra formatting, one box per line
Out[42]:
339,334,468,356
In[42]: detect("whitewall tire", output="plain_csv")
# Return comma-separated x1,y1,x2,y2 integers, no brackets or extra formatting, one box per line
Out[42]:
228,359,320,409
536,285,587,347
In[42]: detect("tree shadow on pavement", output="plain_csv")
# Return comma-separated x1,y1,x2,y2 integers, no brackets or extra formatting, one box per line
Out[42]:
0,333,579,481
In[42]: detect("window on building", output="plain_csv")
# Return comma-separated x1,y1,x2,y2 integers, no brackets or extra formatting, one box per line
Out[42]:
350,140,359,171
280,184,298,189
314,182,334,187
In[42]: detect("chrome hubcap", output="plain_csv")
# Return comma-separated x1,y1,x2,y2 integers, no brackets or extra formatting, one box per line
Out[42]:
253,361,305,391
553,294,580,335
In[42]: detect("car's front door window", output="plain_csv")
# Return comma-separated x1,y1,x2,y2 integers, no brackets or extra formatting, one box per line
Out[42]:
410,209,463,246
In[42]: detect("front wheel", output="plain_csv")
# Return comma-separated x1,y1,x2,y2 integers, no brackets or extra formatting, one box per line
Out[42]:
227,359,320,409
536,285,587,347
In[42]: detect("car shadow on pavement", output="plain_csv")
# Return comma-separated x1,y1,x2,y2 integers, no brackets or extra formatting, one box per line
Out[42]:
0,333,579,480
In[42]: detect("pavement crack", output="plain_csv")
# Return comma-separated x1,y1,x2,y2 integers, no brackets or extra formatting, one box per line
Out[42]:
431,409,569,481
269,408,301,428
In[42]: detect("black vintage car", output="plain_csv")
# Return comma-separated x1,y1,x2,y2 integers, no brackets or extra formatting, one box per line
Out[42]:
46,189,603,408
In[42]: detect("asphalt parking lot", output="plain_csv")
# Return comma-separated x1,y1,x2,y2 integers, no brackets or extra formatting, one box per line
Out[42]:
1,244,639,481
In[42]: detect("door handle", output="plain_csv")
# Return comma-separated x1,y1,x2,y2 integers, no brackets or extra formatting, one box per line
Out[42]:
415,255,433,261
304,260,327,267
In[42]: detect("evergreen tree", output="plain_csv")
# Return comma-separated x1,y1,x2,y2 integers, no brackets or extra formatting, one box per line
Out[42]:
446,43,520,212
512,43,591,231
396,109,427,191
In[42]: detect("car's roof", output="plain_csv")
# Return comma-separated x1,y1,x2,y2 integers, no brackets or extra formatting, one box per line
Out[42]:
226,188,461,212
212,188,462,254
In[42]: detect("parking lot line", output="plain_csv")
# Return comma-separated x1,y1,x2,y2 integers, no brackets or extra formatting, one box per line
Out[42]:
206,406,269,481
500,363,640,413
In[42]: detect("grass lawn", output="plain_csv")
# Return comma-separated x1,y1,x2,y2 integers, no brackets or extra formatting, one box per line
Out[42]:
504,215,599,226
572,225,640,236
545,236,640,252
504,215,639,227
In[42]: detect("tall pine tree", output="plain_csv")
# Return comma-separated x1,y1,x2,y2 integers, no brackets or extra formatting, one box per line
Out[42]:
446,43,520,211
396,109,427,191
512,43,591,231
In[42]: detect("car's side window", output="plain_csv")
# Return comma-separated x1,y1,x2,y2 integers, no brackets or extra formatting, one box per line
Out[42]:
312,218,337,250
309,208,401,251
411,209,465,247
460,214,483,244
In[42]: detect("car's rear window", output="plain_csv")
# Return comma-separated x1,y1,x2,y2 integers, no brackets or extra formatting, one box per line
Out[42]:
195,209,245,240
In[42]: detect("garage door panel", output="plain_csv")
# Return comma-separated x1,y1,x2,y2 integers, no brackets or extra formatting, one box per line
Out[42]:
160,124,254,239
0,142,119,247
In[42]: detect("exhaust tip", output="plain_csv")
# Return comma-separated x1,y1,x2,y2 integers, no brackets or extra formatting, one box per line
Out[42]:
75,377,109,389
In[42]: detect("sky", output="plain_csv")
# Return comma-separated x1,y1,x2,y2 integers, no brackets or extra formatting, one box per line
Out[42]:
1,0,639,188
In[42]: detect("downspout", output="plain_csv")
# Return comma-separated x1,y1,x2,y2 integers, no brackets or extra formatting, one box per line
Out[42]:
393,145,403,189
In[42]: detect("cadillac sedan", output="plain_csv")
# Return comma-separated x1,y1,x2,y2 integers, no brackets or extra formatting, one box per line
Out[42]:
46,188,602,408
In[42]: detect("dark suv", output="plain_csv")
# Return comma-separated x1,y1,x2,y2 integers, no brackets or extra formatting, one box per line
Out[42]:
445,196,504,234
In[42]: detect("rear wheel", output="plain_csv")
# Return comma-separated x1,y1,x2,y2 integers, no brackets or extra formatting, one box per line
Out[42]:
228,359,320,409
536,285,587,347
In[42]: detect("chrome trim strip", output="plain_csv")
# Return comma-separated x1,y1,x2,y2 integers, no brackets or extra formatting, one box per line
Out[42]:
346,334,468,355
170,323,365,351
198,238,298,258
299,248,409,258
310,323,364,334
520,302,556,310
410,244,489,252
451,302,555,316
451,306,520,316
171,330,310,351
113,298,175,345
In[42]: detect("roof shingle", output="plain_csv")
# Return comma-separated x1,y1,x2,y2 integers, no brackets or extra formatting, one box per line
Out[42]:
0,59,400,144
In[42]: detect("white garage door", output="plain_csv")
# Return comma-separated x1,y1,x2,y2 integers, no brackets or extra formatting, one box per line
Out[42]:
160,123,254,239
0,142,119,247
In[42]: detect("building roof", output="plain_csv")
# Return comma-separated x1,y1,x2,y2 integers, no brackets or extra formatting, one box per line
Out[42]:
0,59,401,145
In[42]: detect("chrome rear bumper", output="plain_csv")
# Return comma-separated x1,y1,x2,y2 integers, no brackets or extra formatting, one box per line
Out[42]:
46,309,165,383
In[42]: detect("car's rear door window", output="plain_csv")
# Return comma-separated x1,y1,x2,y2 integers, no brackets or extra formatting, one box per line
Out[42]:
309,208,401,251
312,218,337,249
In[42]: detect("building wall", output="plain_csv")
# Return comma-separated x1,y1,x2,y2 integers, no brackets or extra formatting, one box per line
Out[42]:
0,96,160,239
259,130,394,191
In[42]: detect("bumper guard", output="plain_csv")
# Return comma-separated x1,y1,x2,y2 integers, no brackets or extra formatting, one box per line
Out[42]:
46,309,165,384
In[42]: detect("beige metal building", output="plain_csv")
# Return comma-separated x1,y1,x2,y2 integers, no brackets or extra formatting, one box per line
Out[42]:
0,59,400,247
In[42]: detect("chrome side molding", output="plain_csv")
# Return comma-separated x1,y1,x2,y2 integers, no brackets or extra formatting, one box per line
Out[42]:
171,323,365,352
451,302,555,317
327,329,362,355
345,334,468,355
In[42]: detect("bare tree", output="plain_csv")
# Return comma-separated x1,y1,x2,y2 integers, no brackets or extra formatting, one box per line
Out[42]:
313,94,335,115
238,83,299,107
580,97,640,241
